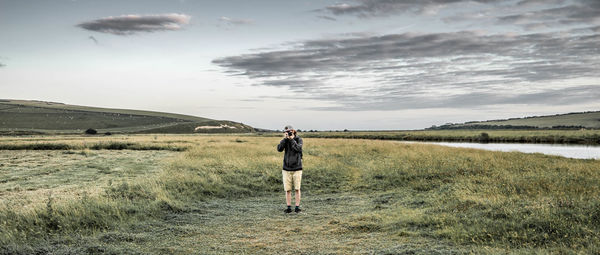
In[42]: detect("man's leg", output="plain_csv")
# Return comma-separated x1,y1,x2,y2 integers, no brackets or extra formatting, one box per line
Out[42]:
293,171,302,212
286,190,292,206
283,170,293,213
295,189,301,206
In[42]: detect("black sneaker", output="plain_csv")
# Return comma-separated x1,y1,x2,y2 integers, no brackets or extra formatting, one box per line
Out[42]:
284,208,292,213
295,207,301,213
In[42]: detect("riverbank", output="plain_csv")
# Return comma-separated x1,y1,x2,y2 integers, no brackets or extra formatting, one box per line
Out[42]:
263,129,600,145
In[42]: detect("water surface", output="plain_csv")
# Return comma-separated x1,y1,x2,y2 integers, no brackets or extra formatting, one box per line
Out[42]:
403,141,600,160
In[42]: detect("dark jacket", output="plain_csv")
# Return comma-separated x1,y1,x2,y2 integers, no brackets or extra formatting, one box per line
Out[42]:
277,136,303,171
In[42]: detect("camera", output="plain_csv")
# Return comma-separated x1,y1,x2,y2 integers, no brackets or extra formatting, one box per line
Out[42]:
286,130,293,136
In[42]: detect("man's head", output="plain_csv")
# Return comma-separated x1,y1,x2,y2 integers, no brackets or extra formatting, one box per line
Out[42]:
284,125,297,136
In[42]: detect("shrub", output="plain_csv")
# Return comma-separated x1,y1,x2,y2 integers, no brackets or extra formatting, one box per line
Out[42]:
85,128,97,135
479,132,490,143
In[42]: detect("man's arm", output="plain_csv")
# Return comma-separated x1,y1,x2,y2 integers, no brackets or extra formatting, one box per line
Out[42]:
290,137,302,152
277,139,286,152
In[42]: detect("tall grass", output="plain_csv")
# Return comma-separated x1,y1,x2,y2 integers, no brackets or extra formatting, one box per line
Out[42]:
1,135,599,253
0,138,187,151
0,141,186,151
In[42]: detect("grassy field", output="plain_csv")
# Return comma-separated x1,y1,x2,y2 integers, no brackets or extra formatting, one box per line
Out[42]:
0,100,255,134
1,135,599,254
438,111,600,129
286,129,600,144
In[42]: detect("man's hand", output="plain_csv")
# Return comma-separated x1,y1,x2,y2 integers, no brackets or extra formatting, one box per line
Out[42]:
284,131,294,139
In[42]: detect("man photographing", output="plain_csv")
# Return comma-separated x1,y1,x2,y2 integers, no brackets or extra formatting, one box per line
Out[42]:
277,125,303,213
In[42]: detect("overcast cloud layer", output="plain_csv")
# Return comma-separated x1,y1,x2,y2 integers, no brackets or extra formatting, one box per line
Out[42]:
77,13,190,35
215,0,600,111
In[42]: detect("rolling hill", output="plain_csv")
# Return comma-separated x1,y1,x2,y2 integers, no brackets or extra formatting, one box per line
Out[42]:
430,111,600,130
0,99,256,134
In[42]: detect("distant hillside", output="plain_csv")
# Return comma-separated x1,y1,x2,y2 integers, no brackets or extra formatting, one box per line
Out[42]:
429,111,600,130
0,99,255,134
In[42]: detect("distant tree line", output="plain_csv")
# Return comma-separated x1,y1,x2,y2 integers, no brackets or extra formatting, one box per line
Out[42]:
427,124,539,130
549,125,588,130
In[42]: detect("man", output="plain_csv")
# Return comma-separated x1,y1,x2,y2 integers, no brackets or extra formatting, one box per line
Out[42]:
277,125,303,213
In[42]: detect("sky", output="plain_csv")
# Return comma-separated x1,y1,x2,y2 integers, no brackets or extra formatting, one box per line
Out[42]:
0,0,599,130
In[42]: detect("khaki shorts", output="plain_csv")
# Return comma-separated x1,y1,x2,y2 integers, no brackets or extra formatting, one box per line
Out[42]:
282,170,302,191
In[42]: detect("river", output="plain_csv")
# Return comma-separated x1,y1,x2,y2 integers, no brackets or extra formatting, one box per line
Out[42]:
402,141,600,159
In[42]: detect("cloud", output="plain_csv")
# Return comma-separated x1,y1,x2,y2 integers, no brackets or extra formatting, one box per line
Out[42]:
77,13,191,35
322,0,495,17
322,0,599,30
317,15,337,21
213,28,600,111
218,16,254,26
0,63,4,68
305,85,600,111
215,31,599,79
88,36,98,44
496,0,600,29
570,25,600,33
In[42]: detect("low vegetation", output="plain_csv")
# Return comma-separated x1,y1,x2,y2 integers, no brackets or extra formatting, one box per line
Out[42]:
282,129,600,144
0,136,188,151
1,135,599,254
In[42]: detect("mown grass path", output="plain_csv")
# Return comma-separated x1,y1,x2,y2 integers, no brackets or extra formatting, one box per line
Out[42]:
79,193,466,254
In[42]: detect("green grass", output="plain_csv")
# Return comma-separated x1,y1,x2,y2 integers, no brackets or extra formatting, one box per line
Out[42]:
1,135,599,254
444,111,600,129
0,141,186,151
0,99,254,134
0,150,175,211
0,138,188,151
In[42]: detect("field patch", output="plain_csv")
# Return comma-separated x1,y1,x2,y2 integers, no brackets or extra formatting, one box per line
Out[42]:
0,150,175,212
